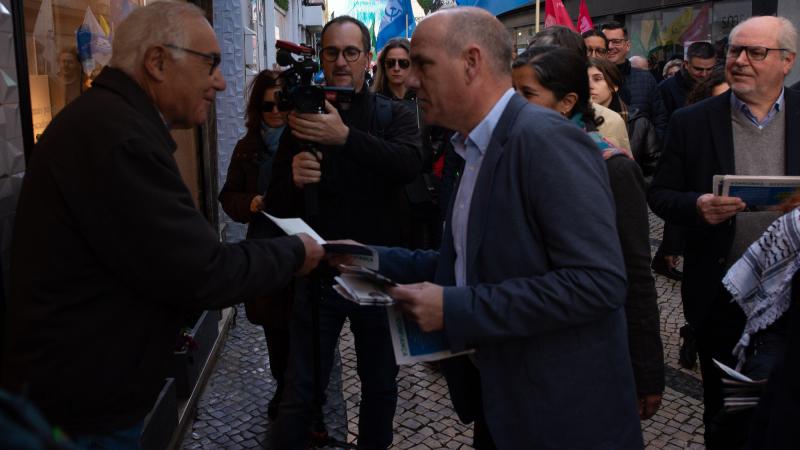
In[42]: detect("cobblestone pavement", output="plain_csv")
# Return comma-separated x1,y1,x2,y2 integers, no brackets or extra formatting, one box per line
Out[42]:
184,211,707,449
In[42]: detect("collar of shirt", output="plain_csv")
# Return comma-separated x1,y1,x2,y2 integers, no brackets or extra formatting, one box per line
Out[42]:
731,88,784,129
450,88,516,159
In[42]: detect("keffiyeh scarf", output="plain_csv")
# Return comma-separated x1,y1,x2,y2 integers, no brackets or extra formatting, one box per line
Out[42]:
722,207,800,368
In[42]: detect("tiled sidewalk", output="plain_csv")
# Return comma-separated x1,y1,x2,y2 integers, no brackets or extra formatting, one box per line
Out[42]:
183,211,706,449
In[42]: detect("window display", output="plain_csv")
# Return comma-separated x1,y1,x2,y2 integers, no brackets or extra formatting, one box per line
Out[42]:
24,0,143,141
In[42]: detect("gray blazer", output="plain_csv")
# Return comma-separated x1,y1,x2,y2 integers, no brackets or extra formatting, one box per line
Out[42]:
379,94,643,449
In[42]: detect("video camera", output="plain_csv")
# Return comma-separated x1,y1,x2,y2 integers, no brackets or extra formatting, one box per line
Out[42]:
275,40,354,114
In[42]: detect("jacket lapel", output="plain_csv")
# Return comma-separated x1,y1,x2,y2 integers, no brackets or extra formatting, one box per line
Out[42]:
784,87,800,175
708,91,735,174
465,95,527,282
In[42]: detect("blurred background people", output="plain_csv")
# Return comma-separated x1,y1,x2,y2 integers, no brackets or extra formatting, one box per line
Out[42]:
630,55,650,71
659,41,717,118
513,46,665,420
662,58,683,79
372,38,414,102
218,69,290,421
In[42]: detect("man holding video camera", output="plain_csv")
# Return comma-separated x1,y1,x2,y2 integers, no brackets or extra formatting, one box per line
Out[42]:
265,16,421,450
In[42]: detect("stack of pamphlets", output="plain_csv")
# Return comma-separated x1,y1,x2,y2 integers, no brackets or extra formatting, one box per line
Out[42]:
713,359,767,412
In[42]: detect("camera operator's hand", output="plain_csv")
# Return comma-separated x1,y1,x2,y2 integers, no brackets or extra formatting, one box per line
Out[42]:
292,151,322,188
289,100,349,146
295,233,324,275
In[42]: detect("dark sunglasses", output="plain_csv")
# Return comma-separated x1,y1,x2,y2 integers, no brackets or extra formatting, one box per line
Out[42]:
164,44,221,75
385,58,410,69
261,101,278,112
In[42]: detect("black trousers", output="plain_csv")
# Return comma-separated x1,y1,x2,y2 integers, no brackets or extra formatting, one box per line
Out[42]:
655,222,686,257
264,326,290,401
695,297,746,450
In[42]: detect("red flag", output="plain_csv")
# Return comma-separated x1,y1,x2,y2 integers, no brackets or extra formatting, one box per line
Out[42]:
577,0,594,34
680,4,712,43
544,0,577,32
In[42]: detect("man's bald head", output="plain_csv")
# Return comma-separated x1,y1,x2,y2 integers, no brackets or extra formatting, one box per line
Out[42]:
421,7,513,76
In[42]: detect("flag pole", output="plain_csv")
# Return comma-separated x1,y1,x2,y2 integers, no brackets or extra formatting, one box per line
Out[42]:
535,0,540,33
406,13,409,38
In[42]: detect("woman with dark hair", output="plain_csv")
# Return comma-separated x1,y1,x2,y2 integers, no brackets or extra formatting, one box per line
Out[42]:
372,38,413,101
218,70,290,420
588,57,659,182
513,46,665,421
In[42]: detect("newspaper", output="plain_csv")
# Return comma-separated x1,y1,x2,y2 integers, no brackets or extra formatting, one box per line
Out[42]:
713,359,767,412
713,175,800,210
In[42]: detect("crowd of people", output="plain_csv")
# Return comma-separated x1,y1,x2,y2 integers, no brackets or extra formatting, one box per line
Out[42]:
2,1,800,449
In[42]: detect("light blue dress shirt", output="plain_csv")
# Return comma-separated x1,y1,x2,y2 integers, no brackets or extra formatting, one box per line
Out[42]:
731,88,784,130
450,88,515,287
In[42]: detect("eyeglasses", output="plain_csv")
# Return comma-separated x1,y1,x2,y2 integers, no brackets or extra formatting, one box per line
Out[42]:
384,58,410,69
261,101,278,112
320,46,364,62
587,47,608,57
164,44,221,75
607,38,627,47
726,45,788,61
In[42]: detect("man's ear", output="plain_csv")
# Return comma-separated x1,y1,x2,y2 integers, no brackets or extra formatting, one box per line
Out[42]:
143,46,168,82
463,45,481,83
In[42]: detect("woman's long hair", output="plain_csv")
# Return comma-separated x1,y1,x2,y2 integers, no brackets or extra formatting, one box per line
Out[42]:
685,67,727,106
245,69,282,134
588,57,629,119
372,38,411,97
513,46,602,129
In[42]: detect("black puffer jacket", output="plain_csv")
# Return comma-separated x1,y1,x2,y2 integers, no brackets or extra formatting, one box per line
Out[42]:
627,108,660,184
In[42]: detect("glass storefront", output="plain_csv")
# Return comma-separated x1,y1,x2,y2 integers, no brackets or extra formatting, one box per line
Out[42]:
23,0,143,142
626,0,750,70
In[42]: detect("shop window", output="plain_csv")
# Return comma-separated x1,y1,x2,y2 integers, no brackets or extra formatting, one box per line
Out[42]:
625,0,750,74
23,0,144,142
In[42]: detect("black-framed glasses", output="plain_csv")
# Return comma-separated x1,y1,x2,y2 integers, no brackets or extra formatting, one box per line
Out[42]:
727,45,789,61
384,58,410,69
587,47,608,57
261,101,278,112
164,44,221,75
320,46,363,62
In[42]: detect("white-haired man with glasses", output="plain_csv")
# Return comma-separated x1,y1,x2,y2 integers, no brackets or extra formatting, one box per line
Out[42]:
265,15,421,450
1,1,324,447
649,15,799,449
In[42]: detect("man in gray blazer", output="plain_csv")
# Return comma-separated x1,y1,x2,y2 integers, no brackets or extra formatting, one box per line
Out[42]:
377,7,643,450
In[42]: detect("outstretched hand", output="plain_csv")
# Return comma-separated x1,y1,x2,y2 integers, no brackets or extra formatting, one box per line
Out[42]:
295,233,324,275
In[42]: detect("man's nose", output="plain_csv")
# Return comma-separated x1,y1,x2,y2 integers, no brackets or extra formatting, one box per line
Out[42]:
405,70,419,90
213,68,227,91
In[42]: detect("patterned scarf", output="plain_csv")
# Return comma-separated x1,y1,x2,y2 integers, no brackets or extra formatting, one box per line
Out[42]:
256,122,285,195
723,207,800,368
569,112,630,160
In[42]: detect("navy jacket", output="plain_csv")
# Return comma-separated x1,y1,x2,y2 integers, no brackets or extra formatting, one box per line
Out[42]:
618,60,669,139
379,94,643,449
658,69,694,117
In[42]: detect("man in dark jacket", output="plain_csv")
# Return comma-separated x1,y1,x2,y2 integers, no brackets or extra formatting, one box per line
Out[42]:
0,2,323,446
266,16,421,450
649,16,798,449
602,21,669,138
659,41,717,117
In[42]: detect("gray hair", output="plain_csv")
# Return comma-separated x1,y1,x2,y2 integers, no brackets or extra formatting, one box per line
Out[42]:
109,1,208,76
436,7,513,76
730,16,797,57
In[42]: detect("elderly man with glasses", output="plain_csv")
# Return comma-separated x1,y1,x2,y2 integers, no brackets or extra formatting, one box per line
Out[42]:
1,1,324,447
265,15,421,450
649,15,799,450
